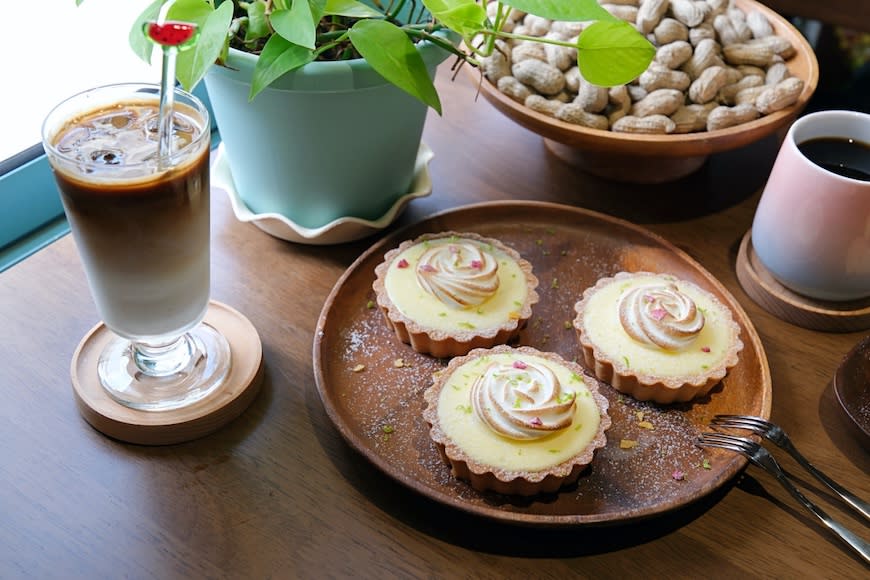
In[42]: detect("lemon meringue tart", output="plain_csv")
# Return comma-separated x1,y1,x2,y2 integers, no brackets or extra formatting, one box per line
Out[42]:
573,272,743,404
373,232,539,358
423,345,611,496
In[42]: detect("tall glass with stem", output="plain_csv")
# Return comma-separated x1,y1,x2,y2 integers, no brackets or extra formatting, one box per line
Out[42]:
42,82,230,411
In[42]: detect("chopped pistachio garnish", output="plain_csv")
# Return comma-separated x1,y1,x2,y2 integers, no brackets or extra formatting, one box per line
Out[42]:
557,392,577,404
382,425,394,434
551,278,559,289
393,358,409,368
638,421,655,430
366,300,375,309
701,458,712,469
620,439,638,449
563,320,573,330
458,321,476,329
622,356,630,368
351,364,366,373
456,404,472,414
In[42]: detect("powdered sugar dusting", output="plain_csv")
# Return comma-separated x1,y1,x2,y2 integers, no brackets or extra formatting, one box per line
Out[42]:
317,212,760,522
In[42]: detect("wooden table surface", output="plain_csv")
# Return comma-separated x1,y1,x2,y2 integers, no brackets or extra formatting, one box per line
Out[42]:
2,70,868,578
763,0,870,32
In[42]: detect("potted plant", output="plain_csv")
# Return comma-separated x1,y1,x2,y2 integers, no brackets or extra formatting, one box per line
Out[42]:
98,0,654,234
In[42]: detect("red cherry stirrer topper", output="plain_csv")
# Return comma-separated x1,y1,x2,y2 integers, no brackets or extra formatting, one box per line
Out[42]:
145,20,199,49
143,4,200,164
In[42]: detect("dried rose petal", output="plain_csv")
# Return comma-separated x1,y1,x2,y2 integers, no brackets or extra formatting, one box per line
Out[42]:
512,360,528,369
419,264,436,272
701,346,711,353
672,470,685,481
650,307,667,320
396,259,409,269
530,417,543,426
470,259,483,269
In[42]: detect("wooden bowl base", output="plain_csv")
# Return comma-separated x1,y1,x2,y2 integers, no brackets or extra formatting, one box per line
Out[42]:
736,231,870,332
70,301,264,445
544,139,708,183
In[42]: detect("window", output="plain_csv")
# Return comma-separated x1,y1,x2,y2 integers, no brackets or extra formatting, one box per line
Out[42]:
0,0,158,270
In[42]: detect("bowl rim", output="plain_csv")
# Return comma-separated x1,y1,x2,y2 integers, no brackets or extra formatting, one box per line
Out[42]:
474,0,820,157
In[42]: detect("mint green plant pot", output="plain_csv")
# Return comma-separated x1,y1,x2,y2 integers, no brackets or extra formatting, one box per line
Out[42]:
204,42,448,230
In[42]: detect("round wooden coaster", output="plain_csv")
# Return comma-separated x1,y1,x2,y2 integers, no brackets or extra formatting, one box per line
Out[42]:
71,301,263,445
736,230,870,332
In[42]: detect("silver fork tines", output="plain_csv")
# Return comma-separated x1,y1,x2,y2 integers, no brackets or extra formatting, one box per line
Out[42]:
711,414,870,521
697,432,870,565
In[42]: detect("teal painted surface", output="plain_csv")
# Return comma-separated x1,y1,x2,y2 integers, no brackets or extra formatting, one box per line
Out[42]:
0,154,64,247
0,153,68,272
0,216,69,272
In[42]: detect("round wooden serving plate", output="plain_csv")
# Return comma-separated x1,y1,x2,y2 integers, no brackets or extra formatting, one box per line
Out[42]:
473,0,819,183
314,201,772,526
71,301,263,445
736,231,870,332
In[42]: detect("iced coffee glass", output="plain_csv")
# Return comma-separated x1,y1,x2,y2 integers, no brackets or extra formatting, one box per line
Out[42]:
42,83,229,411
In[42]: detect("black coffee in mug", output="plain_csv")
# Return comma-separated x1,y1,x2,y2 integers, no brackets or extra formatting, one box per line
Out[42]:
797,137,870,181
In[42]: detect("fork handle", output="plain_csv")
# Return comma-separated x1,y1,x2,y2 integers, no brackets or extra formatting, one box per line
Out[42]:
780,439,870,522
767,466,870,565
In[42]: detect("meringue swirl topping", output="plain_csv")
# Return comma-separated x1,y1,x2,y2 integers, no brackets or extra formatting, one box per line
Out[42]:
415,240,499,309
471,359,576,440
618,283,705,350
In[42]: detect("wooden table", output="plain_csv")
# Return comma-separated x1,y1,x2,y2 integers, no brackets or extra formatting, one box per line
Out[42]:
763,0,870,32
2,71,867,578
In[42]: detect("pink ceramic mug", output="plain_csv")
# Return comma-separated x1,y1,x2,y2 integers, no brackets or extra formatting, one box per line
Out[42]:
751,110,870,301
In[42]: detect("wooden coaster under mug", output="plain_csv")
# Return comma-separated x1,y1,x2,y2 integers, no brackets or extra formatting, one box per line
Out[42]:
736,231,870,332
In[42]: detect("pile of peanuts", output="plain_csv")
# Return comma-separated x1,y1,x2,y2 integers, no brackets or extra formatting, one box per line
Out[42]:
480,0,806,134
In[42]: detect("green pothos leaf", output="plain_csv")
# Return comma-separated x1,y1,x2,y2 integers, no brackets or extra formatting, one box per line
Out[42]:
421,0,487,37
271,0,326,50
349,19,442,114
500,0,617,22
173,0,234,90
128,0,165,64
245,0,270,42
250,35,316,100
577,20,655,86
324,0,382,18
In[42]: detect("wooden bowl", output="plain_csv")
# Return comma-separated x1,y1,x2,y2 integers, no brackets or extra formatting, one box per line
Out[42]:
474,0,819,183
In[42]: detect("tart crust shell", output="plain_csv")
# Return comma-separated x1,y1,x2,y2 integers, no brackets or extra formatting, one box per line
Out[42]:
573,271,743,404
373,232,539,358
422,345,611,496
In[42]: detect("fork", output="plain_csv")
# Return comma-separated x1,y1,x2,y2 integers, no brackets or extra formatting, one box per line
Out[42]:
711,414,870,522
697,432,870,565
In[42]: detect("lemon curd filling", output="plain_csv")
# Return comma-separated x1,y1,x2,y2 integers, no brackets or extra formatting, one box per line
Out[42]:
436,353,602,471
584,276,732,375
384,238,528,332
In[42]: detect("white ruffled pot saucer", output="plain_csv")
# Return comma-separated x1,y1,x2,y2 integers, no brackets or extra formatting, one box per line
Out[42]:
212,142,434,245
